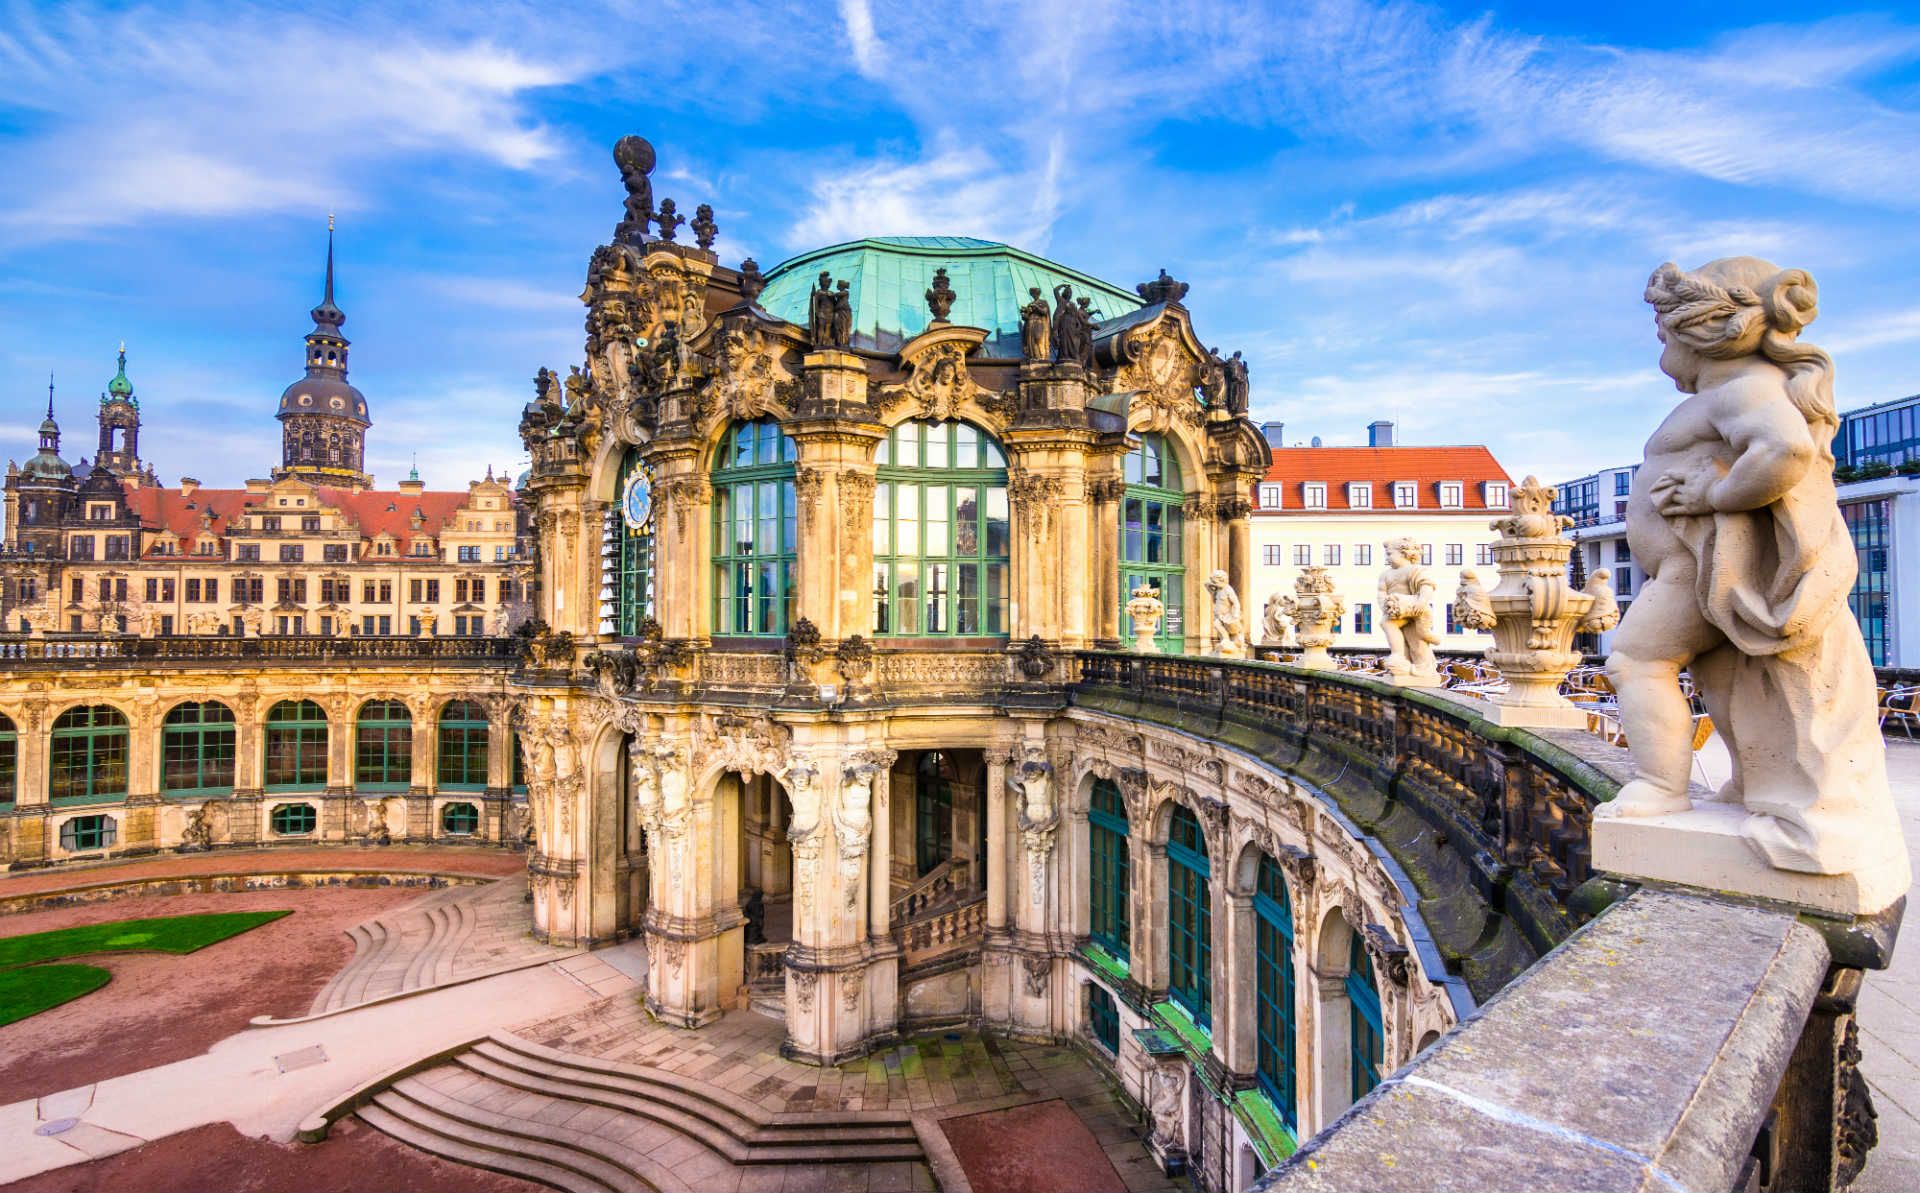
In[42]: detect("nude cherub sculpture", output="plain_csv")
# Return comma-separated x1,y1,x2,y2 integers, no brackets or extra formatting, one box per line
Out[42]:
1599,258,1905,879
1378,537,1440,680
1206,570,1247,658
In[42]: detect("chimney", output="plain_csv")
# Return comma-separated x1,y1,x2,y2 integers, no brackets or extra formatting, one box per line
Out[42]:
1368,420,1395,448
178,477,199,497
1261,421,1286,448
398,477,427,497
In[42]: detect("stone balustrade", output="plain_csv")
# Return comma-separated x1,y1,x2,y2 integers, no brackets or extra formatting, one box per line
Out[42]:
0,633,522,667
899,894,987,968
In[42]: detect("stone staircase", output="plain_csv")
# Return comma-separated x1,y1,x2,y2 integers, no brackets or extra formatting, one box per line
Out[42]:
357,1031,923,1193
309,879,565,1015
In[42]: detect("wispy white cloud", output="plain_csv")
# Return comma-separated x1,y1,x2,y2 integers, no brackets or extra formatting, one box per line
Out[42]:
787,145,1063,252
1824,308,1920,354
838,0,884,76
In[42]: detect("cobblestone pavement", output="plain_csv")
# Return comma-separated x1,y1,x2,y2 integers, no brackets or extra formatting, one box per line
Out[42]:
1856,739,1920,1191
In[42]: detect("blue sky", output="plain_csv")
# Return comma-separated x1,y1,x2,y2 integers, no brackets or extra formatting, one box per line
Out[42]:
2,0,1918,489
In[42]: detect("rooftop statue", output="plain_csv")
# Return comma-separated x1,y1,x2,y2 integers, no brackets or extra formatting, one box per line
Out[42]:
654,198,684,243
1019,288,1051,362
1598,257,1910,892
808,272,837,347
737,258,766,307
1223,350,1250,415
1051,284,1094,370
691,203,718,252
832,280,853,348
1136,268,1189,306
926,268,956,322
611,135,655,246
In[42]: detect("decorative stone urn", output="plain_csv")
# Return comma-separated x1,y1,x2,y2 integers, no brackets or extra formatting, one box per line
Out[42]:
1126,584,1165,654
1474,476,1618,727
1279,566,1344,671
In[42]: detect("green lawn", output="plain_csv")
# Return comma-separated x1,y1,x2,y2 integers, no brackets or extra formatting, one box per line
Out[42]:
0,910,291,1026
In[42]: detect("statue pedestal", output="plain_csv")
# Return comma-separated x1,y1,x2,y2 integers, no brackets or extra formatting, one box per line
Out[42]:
1386,672,1442,688
1593,800,1912,917
1475,698,1590,729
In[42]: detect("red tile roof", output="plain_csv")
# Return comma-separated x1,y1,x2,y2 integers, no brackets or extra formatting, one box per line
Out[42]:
1256,446,1513,513
122,482,500,557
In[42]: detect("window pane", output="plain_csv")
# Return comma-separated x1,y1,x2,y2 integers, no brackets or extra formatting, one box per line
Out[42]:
925,485,949,555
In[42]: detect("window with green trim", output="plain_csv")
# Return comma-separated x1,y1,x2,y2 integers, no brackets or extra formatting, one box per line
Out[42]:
271,802,317,836
712,418,797,637
873,420,1009,637
1166,804,1212,1028
1120,433,1186,651
1348,930,1384,1103
264,700,328,790
0,713,15,806
610,447,655,635
50,705,129,803
510,730,527,794
60,814,117,851
1089,982,1121,1055
914,750,955,875
1089,778,1130,960
162,701,236,796
441,802,480,835
1255,855,1298,1129
437,700,489,790
355,699,413,789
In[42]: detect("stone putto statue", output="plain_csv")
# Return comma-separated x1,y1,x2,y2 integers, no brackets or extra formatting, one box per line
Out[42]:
1261,589,1296,649
611,135,654,245
1599,257,1909,891
1205,570,1247,658
1019,287,1051,362
1126,584,1165,654
1453,569,1495,632
1378,536,1440,684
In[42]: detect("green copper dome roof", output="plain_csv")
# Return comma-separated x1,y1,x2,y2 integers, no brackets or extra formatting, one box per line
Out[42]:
758,236,1141,355
105,346,135,405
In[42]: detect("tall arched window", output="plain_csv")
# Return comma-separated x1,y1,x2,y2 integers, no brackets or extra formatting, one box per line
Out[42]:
437,701,490,791
264,700,328,791
0,713,16,806
712,418,796,637
162,701,236,796
356,700,412,790
50,705,129,803
1255,855,1297,1129
1121,434,1185,650
608,447,655,635
874,420,1009,637
1348,931,1384,1102
1167,804,1212,1027
1088,778,1130,962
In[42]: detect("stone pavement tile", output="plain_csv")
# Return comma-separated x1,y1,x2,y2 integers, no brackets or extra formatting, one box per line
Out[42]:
566,1105,619,1133
909,1163,937,1192
737,1169,786,1193
783,1162,869,1192
651,1134,710,1167
529,1098,586,1127
865,1162,914,1193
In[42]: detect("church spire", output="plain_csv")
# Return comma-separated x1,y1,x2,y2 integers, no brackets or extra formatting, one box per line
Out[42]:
310,214,346,333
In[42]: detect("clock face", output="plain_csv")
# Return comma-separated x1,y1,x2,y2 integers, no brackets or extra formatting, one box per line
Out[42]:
622,467,653,531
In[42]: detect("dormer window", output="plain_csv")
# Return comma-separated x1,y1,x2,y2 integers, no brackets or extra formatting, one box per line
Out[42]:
1257,483,1282,509
1438,482,1463,508
1393,481,1417,509
1302,483,1327,510
1348,483,1372,509
1484,481,1509,509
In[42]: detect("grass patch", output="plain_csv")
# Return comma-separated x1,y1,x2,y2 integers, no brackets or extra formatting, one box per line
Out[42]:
0,964,112,1026
0,911,291,969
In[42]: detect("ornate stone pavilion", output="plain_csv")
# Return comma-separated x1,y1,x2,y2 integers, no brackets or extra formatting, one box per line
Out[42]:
508,136,1469,1182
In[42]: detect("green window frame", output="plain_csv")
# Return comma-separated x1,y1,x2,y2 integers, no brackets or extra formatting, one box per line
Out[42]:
873,420,1009,637
612,447,656,635
1255,855,1298,1130
510,730,528,794
355,699,413,790
914,751,955,875
441,801,480,836
1089,778,1130,961
437,700,490,791
271,802,317,836
712,418,797,637
1166,804,1212,1028
50,704,130,805
1089,982,1121,1055
60,814,117,851
1120,433,1186,651
264,700,329,791
1348,930,1384,1103
162,701,236,797
0,713,15,806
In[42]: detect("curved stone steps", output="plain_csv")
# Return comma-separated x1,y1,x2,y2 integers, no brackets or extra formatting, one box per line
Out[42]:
310,881,540,1016
359,1086,638,1193
310,920,385,1015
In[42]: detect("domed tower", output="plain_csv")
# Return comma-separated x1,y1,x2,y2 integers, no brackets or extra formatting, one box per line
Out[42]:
96,344,146,478
11,376,78,558
275,220,371,490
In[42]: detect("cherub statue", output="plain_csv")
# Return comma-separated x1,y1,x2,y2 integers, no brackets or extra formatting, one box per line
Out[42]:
1378,537,1440,681
1581,568,1620,633
1599,258,1906,882
1261,590,1295,648
1454,569,1495,632
1205,570,1247,658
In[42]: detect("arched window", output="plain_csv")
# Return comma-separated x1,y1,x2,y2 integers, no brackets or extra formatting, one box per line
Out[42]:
356,699,412,790
1255,855,1297,1129
50,705,129,803
712,418,797,637
1166,804,1212,1027
271,802,317,835
265,700,328,791
441,802,480,836
1088,778,1130,961
1347,930,1384,1102
1121,433,1185,650
0,712,16,806
162,701,236,796
608,447,655,635
874,420,1009,637
437,701,489,791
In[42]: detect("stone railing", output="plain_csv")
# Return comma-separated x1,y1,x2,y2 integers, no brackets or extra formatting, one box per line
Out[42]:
1072,650,1623,990
746,941,786,988
890,856,971,922
897,894,988,969
0,634,521,668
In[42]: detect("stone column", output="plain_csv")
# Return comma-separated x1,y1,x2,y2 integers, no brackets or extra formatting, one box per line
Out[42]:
642,735,739,1026
409,694,435,796
782,745,888,1064
868,766,891,939
1088,474,1125,646
985,751,1009,932
1221,890,1257,1074
325,692,351,794
232,694,262,793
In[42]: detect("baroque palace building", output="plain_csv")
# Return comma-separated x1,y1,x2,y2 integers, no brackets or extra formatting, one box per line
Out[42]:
0,232,533,868
506,136,1464,1187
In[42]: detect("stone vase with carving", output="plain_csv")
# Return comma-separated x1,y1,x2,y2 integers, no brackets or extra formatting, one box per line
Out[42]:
1481,477,1610,726
1126,586,1164,654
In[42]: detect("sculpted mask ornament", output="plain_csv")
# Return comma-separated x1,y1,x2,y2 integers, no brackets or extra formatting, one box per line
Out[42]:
1596,258,1911,901
1205,570,1247,658
1378,536,1441,684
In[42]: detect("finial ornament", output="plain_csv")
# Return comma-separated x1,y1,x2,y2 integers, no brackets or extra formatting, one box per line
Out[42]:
1136,269,1189,306
737,258,765,306
691,203,718,252
925,267,955,322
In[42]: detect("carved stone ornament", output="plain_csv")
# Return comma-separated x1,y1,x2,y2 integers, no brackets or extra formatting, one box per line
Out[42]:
876,339,987,424
834,760,878,909
737,258,766,306
1279,567,1345,670
1361,923,1412,987
926,268,956,322
1112,317,1205,429
1127,585,1165,654
835,634,875,685
792,968,818,1013
784,617,826,683
1021,953,1050,998
695,319,797,432
1260,590,1297,649
1836,1016,1878,1186
1015,634,1054,680
1205,570,1247,658
1379,536,1442,685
